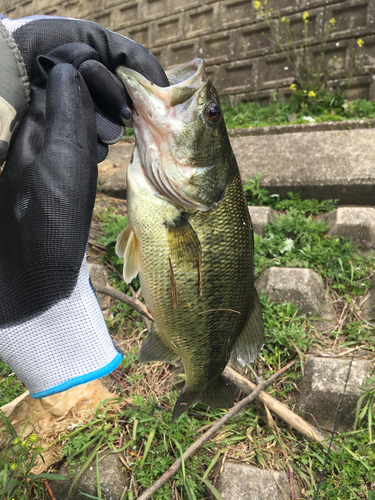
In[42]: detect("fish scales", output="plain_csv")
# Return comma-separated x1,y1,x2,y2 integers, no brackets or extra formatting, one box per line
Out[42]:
116,59,264,420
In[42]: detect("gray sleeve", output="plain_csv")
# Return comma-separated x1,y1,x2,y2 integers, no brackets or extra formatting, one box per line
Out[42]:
0,19,30,165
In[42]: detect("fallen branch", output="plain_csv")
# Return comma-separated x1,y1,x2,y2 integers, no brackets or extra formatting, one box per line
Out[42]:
92,282,153,321
223,365,328,445
137,360,295,500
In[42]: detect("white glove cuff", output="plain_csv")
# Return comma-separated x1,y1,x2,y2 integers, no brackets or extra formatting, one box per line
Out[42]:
0,258,122,398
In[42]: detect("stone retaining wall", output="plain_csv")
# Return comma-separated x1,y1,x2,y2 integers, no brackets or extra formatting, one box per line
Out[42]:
1,0,375,103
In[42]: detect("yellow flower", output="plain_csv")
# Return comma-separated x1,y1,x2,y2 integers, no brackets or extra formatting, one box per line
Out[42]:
329,17,336,26
290,84,296,91
308,90,316,97
254,0,261,10
281,16,286,22
357,39,364,48
302,12,309,20
13,438,20,445
10,463,18,470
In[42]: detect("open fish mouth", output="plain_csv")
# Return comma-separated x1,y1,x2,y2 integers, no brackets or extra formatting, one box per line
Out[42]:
116,59,216,211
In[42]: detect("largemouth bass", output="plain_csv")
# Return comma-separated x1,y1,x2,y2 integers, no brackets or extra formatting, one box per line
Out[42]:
115,59,264,421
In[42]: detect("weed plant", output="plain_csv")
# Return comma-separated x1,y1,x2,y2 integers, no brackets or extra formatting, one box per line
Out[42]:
0,411,67,500
0,361,25,407
222,97,375,129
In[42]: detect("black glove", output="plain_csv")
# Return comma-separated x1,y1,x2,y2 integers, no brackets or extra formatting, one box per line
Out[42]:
0,14,169,163
0,62,126,397
0,16,169,398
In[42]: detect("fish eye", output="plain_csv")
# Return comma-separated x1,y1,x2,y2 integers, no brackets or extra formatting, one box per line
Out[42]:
205,103,220,123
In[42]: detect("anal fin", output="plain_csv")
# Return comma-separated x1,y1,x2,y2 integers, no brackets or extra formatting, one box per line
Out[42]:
138,324,179,363
115,225,139,283
232,288,264,367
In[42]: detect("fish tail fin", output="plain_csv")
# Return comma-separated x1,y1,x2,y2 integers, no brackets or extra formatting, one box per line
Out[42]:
171,376,233,422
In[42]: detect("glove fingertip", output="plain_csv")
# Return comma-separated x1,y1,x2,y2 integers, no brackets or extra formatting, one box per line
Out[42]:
97,142,108,163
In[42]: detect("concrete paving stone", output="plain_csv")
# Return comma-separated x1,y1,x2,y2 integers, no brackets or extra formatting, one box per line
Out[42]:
52,447,129,500
256,267,335,320
98,141,134,199
87,263,111,309
248,206,277,236
295,356,374,432
231,128,375,205
323,207,375,250
100,127,375,206
216,462,301,500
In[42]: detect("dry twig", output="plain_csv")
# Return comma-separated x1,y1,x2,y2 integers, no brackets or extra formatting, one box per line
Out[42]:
137,361,295,500
92,282,153,321
223,365,328,445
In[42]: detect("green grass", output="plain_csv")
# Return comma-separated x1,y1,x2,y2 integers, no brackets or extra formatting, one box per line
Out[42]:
245,175,374,298
222,97,375,129
1,180,374,499
0,360,25,407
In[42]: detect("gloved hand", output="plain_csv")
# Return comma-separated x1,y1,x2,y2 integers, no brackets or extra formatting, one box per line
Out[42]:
0,14,169,163
0,16,169,398
0,62,125,398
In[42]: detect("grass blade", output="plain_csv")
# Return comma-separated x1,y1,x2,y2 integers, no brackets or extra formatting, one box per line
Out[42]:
140,429,155,470
203,449,226,479
201,477,224,500
69,434,105,495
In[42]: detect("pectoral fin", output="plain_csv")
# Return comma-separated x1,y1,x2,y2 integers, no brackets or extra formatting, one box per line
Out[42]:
138,324,179,363
232,289,264,367
115,225,139,283
166,213,201,265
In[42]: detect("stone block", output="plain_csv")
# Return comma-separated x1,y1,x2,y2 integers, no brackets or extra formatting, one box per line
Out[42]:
256,267,334,319
218,59,256,95
127,24,150,47
87,264,110,309
326,0,370,36
17,0,35,18
231,127,375,205
248,206,276,236
295,356,373,432
140,0,169,21
115,2,138,28
171,0,200,13
237,22,275,60
32,0,57,13
359,274,375,321
94,11,111,28
98,141,134,199
199,33,234,65
153,14,182,46
185,5,216,39
278,8,323,45
216,462,301,500
324,207,375,250
310,40,348,76
167,40,198,67
259,53,294,89
77,0,104,18
220,0,254,30
52,447,129,500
